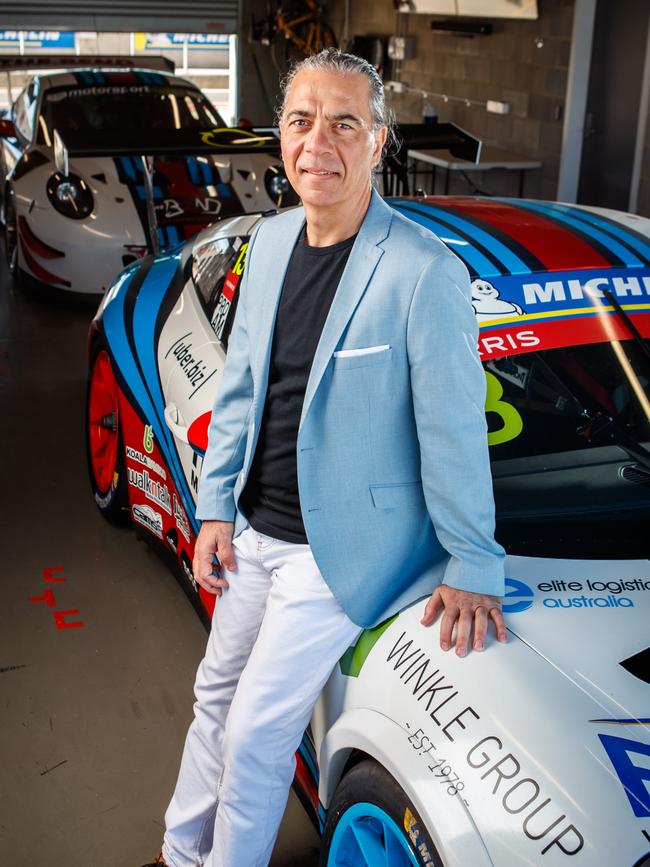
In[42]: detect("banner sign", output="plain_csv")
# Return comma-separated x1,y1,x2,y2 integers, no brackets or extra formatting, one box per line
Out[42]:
0,31,75,49
137,33,229,51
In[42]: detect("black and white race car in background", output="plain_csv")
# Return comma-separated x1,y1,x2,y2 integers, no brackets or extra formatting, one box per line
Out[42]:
0,59,296,296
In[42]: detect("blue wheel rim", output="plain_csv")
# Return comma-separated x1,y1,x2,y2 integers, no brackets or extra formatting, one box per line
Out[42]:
327,801,420,867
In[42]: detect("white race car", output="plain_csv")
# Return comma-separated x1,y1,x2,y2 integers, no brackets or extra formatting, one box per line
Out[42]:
86,195,650,866
0,60,295,296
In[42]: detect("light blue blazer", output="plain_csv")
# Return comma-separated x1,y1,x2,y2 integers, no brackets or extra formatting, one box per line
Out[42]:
197,190,505,627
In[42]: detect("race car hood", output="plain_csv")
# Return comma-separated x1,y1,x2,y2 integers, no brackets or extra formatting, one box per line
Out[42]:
503,554,650,719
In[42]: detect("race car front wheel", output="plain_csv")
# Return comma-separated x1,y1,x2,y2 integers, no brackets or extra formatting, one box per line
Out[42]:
86,342,130,525
320,760,443,867
4,187,19,278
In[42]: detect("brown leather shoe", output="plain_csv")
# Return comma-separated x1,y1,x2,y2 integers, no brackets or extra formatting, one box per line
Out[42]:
141,854,167,867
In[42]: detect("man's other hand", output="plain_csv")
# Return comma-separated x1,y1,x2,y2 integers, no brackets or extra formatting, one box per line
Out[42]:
421,585,507,657
193,520,236,596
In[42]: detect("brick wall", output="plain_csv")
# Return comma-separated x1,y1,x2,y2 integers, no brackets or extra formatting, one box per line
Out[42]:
327,0,575,201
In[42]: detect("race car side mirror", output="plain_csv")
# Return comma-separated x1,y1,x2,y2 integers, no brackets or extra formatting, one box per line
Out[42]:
53,129,69,176
0,118,16,138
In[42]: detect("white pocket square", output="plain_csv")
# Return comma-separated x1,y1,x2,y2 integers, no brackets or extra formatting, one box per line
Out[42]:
333,344,390,358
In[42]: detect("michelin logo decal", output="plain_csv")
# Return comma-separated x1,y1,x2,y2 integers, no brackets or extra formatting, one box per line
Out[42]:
471,279,525,323
522,272,650,306
476,267,650,323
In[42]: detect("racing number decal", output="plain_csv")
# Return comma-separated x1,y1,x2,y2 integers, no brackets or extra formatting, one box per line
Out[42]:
485,370,524,447
232,241,248,276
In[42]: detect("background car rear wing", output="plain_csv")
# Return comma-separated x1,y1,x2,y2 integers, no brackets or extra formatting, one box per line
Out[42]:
53,127,281,165
53,127,281,255
0,55,175,74
396,122,482,163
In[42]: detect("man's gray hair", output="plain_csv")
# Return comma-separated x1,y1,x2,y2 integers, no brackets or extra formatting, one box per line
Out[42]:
277,48,393,132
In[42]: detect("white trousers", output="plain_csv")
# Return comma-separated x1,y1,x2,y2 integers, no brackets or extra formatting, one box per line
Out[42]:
162,525,361,867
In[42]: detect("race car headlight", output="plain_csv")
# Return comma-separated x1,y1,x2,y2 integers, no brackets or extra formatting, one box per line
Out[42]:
46,172,94,220
264,166,292,204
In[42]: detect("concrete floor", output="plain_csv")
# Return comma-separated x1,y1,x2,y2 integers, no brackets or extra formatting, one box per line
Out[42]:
0,265,320,866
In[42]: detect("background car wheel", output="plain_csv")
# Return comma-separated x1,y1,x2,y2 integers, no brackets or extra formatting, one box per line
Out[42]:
4,187,20,282
320,760,442,867
86,342,130,525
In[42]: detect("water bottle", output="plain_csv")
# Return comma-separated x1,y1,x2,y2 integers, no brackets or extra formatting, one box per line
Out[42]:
423,100,438,126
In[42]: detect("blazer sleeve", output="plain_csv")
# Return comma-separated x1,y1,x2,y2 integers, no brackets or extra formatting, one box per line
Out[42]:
406,251,505,597
195,226,260,522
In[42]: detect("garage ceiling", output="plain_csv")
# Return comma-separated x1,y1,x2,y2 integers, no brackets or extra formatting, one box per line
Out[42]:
0,0,240,33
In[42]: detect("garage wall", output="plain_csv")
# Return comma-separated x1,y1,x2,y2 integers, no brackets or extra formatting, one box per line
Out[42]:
327,0,574,201
238,0,281,125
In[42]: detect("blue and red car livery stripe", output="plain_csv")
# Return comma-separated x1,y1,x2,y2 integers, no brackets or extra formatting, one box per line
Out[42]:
389,198,650,278
101,254,199,536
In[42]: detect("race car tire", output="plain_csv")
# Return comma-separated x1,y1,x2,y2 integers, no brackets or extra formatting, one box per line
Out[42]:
85,341,130,525
320,759,443,867
4,187,21,284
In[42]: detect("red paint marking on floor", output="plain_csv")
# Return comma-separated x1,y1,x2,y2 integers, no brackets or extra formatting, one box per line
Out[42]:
53,610,85,630
43,566,65,583
29,588,56,607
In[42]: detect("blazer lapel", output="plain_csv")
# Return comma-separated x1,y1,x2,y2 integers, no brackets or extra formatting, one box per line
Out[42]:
300,190,393,428
252,206,305,391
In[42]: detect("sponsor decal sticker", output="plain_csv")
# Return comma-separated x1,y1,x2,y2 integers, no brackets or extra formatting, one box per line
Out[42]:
173,494,191,543
503,576,650,612
190,450,202,495
164,331,217,398
474,268,650,361
143,424,154,454
478,328,540,358
471,279,526,324
132,503,163,539
125,446,167,480
127,467,172,515
403,807,435,864
387,631,585,857
181,549,197,591
502,578,535,613
166,527,178,554
47,84,150,100
598,734,650,818
211,239,247,340
155,196,222,221
199,127,261,149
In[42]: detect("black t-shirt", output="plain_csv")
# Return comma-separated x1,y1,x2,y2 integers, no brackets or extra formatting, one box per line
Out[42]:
239,225,357,543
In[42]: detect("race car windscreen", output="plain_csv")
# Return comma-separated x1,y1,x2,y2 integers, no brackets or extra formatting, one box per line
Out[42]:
37,83,224,144
488,337,650,559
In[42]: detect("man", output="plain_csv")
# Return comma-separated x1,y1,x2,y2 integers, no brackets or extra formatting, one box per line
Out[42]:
149,49,506,867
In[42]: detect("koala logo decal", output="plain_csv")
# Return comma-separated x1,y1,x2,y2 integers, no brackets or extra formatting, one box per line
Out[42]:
471,279,525,323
